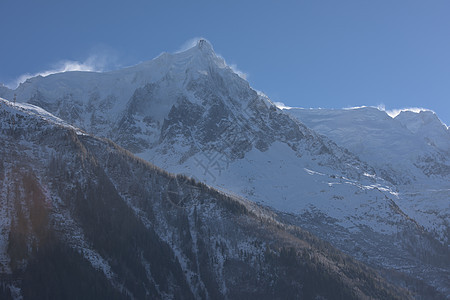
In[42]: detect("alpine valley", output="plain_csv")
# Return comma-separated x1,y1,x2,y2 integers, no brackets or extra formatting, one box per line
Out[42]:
0,40,448,299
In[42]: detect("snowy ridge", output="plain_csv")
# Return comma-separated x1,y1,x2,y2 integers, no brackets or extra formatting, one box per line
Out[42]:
0,97,85,135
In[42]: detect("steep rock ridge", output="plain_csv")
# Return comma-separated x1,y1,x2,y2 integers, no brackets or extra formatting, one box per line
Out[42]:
0,98,410,299
1,40,448,297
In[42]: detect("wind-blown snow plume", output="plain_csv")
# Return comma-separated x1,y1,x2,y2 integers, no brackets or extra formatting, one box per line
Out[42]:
344,104,437,119
8,54,115,89
229,64,248,80
273,101,292,109
384,107,433,118
176,37,207,53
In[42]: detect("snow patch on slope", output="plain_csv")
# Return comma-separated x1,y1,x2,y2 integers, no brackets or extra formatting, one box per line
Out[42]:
144,141,402,236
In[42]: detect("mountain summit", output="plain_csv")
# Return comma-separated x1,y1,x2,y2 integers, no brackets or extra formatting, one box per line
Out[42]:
196,38,214,51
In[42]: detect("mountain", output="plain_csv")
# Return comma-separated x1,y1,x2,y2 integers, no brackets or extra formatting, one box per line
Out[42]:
285,107,450,242
0,97,410,299
1,39,449,297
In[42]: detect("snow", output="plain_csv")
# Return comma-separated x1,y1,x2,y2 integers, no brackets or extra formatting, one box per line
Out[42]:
143,141,402,236
286,106,450,242
0,97,85,134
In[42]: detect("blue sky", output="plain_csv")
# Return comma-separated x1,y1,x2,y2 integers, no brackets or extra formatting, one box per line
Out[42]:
1,0,449,124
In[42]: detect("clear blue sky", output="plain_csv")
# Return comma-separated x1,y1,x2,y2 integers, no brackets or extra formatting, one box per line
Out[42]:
1,0,449,124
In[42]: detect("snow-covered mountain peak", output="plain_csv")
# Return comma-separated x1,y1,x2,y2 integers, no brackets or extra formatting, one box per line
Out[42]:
172,39,228,73
395,109,448,132
393,109,450,154
196,38,213,51
181,38,217,58
0,39,228,99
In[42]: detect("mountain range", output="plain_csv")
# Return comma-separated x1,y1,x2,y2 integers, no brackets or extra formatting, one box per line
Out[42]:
0,39,448,299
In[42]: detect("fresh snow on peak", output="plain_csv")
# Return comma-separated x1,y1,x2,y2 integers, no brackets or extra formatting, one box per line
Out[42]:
2,40,243,131
395,109,450,152
7,39,236,99
196,38,214,51
386,107,433,117
176,38,215,56
395,109,448,132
